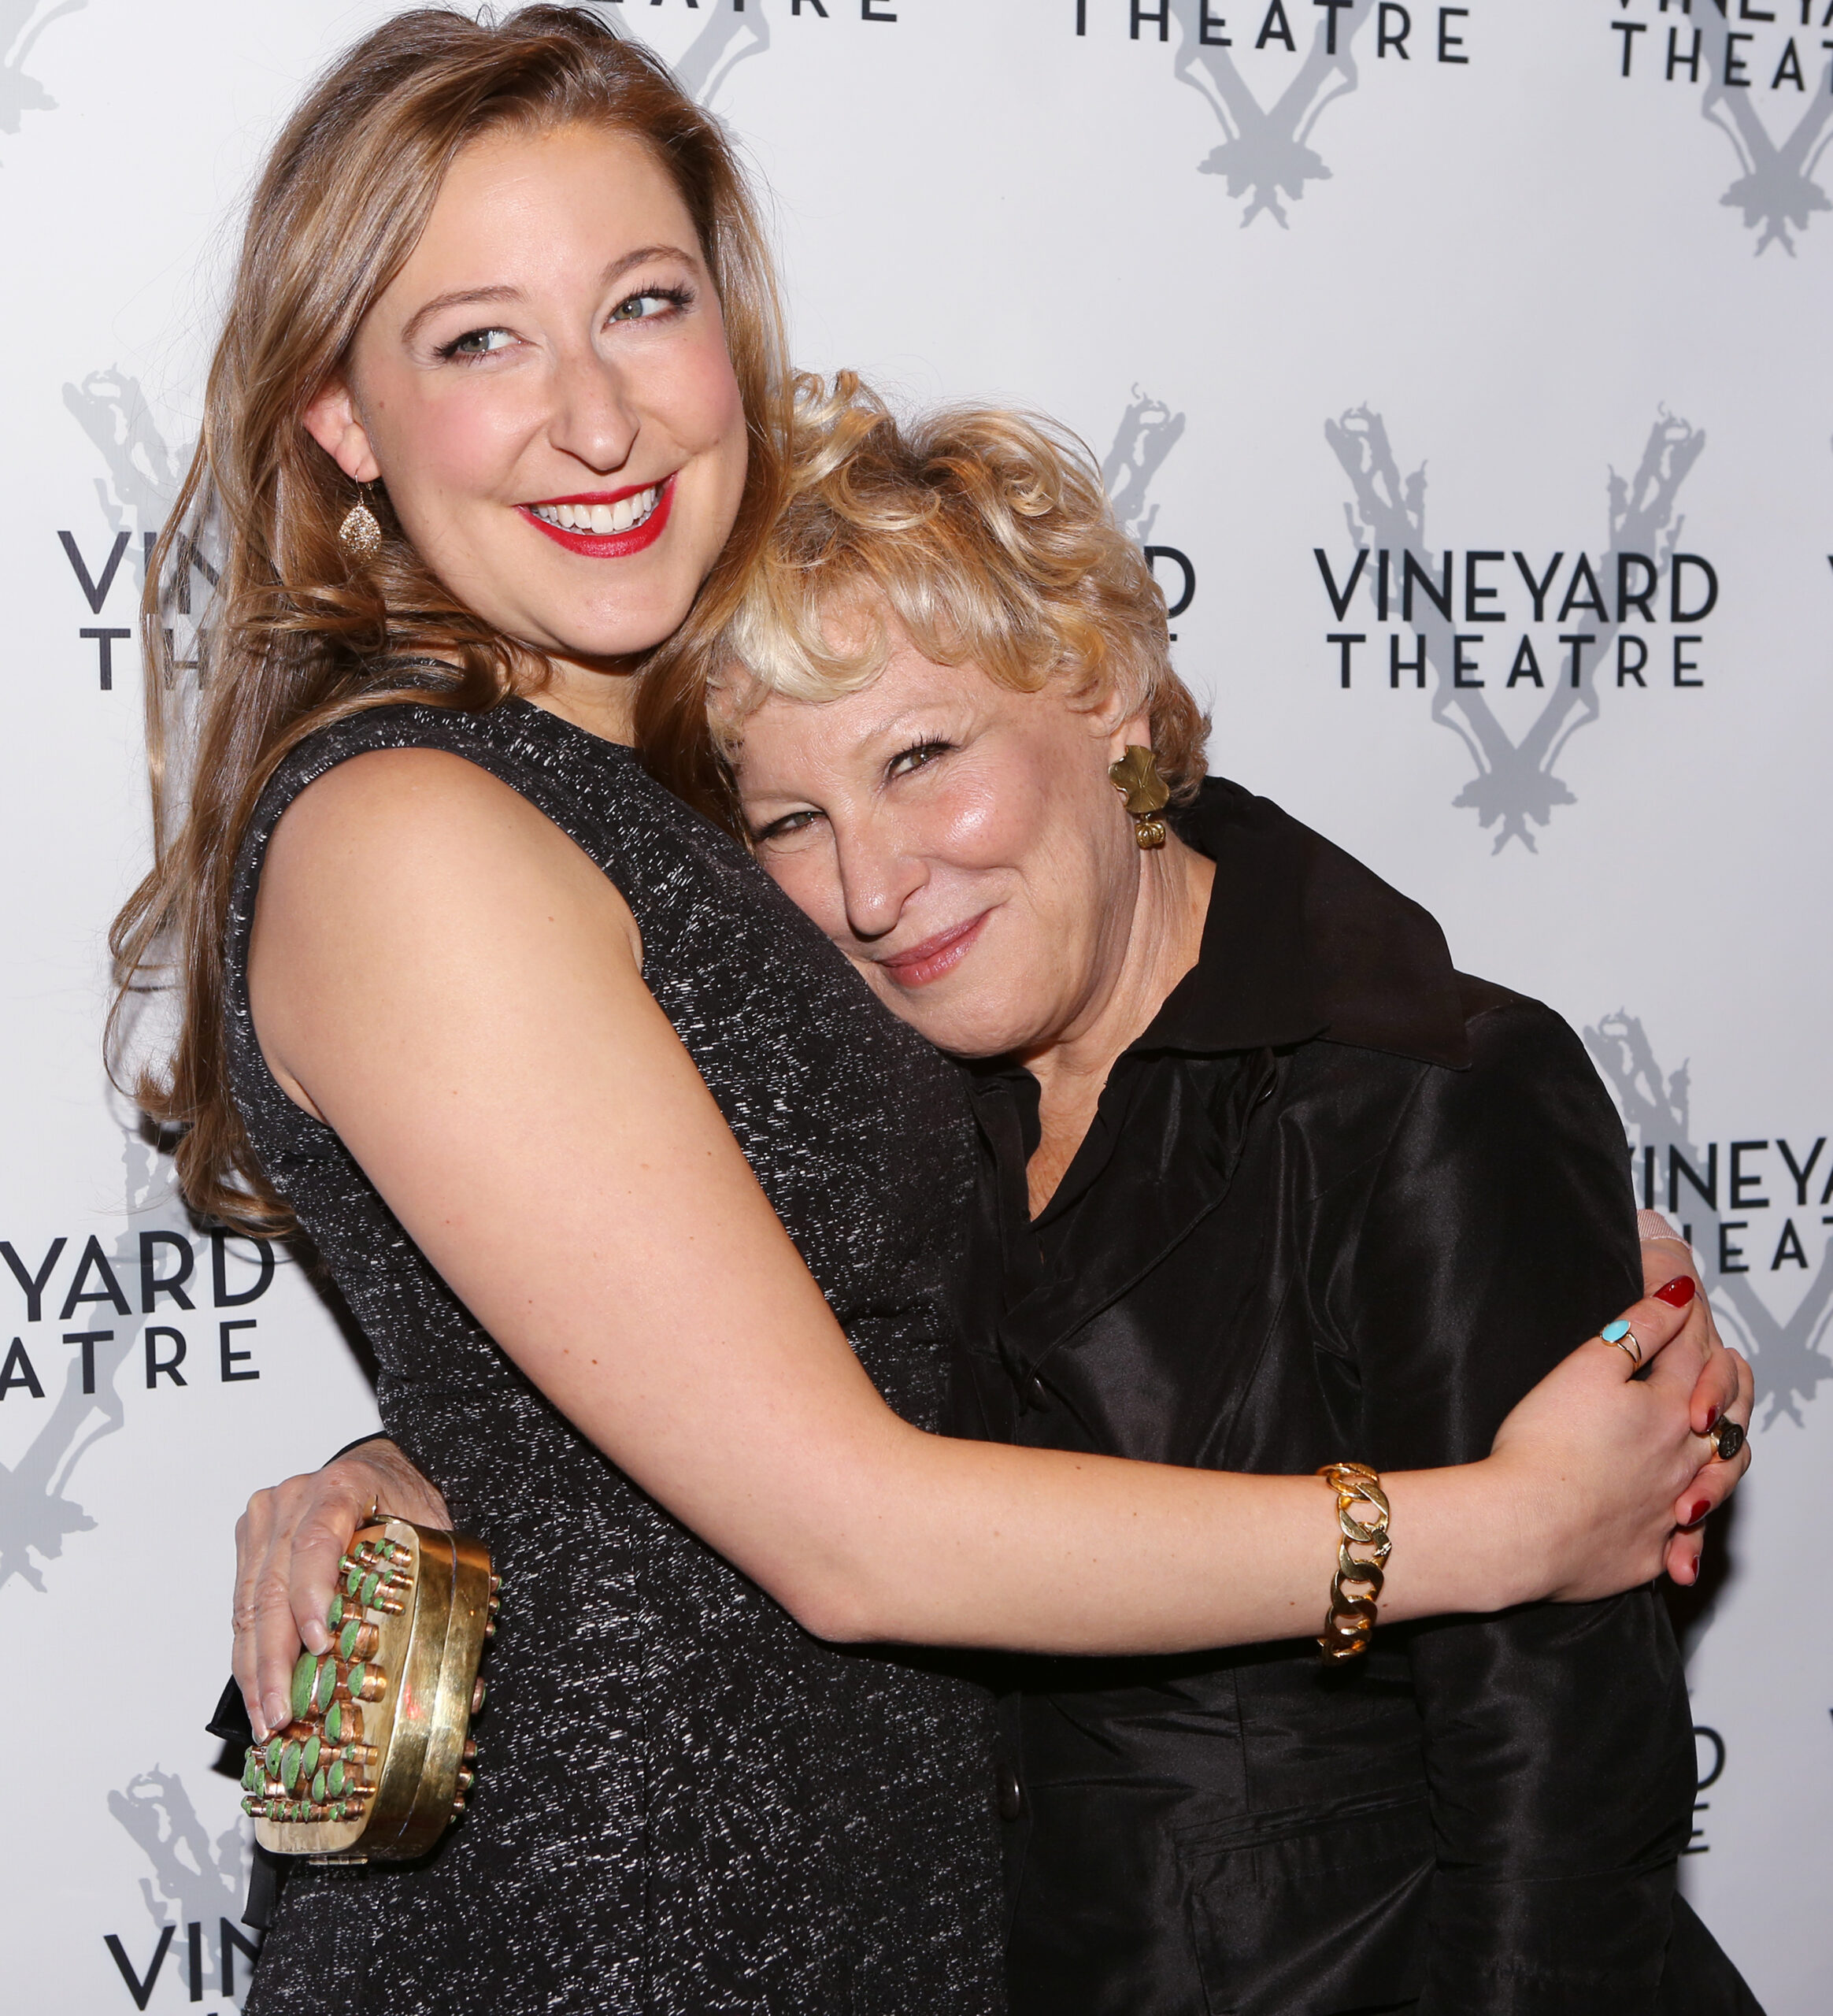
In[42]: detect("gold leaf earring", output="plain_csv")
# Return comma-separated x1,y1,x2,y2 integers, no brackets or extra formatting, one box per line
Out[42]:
1109,745,1171,850
338,484,383,564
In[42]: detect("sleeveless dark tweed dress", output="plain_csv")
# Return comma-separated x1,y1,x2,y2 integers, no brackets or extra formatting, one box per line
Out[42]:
226,699,1003,2015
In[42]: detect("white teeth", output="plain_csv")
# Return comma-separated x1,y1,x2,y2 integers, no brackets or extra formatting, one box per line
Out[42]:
530,485,661,536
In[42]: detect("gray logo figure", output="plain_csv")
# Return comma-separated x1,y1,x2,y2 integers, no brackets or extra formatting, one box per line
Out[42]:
0,1125,190,1594
63,367,186,593
1702,44,1833,255
1324,406,1704,851
0,0,83,142
672,0,770,107
1585,1010,1833,1430
1173,0,1374,228
1103,388,1186,543
0,1323,128,1593
109,1768,251,2006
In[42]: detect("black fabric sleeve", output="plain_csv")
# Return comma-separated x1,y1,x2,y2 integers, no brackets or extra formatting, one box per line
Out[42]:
1339,995,1697,2016
325,1429,392,1466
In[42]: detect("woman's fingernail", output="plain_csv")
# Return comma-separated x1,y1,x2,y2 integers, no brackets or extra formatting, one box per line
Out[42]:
1687,1498,1710,1525
1704,1405,1720,1430
262,1693,288,1734
1653,1275,1697,1308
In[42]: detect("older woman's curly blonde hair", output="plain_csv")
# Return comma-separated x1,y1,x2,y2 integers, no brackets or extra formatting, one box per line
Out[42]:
711,372,1209,799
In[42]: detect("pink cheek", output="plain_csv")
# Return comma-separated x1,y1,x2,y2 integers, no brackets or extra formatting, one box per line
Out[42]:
666,339,746,454
933,779,1039,869
394,408,517,506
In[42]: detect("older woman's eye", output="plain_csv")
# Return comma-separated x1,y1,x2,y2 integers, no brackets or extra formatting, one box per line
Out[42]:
439,326,516,361
887,740,953,780
752,809,820,847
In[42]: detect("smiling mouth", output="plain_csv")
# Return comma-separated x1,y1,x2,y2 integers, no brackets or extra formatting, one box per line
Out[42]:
876,912,991,989
519,475,675,554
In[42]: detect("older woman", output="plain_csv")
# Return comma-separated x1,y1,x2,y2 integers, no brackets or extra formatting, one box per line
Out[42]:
243,369,1757,2015
159,5,1746,2012
701,381,1763,2016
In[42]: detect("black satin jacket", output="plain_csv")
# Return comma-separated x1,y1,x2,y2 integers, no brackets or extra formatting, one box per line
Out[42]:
952,780,1755,2016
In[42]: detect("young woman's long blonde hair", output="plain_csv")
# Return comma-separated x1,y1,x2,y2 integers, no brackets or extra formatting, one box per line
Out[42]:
109,4,790,1232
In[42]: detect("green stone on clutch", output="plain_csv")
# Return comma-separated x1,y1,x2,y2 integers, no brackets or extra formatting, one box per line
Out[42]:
289,1651,315,1723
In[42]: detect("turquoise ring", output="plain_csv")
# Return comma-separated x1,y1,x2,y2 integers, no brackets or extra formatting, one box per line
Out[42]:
1601,1318,1642,1366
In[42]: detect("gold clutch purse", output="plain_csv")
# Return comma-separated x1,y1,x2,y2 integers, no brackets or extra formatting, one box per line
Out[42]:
239,1517,498,1862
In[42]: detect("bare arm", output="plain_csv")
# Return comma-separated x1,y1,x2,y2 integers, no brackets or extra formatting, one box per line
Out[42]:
238,749,1744,1737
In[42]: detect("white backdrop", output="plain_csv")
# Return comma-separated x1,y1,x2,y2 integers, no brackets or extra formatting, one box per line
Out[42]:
5,2,1829,2007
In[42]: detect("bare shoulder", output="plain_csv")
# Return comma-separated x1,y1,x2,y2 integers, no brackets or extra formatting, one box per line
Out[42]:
251,746,642,1114
267,745,577,881
261,744,635,947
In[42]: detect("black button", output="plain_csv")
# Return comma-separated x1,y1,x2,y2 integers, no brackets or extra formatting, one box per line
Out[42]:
996,1760,1024,1823
1024,1373,1050,1410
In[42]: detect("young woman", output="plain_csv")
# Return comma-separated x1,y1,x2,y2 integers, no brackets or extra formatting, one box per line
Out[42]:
288,377,1760,2015
120,10,1746,2012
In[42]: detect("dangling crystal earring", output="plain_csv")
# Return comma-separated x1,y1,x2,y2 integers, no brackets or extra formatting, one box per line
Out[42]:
337,484,383,563
1109,745,1171,850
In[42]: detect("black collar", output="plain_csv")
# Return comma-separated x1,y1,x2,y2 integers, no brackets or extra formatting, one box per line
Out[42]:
1129,776,1471,1069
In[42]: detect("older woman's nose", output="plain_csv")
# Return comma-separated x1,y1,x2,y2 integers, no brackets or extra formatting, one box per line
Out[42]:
837,830,928,944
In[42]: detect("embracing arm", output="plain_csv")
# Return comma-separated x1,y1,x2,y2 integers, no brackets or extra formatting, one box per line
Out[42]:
237,750,1739,1740
1343,995,1700,2014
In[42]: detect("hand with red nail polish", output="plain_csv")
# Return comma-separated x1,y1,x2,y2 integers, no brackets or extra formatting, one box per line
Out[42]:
1638,1245,1742,1444
1488,1259,1754,1601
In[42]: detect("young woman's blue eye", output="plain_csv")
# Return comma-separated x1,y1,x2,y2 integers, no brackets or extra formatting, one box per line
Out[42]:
440,326,515,361
609,286,694,324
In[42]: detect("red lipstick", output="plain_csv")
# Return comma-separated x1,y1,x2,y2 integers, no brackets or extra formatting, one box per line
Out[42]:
877,913,990,989
518,474,675,558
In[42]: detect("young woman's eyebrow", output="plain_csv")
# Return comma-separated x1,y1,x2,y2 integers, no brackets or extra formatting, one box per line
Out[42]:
398,245,701,346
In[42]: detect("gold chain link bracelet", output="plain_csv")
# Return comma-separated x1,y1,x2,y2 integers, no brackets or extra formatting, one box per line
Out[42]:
1316,1461,1391,1662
